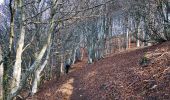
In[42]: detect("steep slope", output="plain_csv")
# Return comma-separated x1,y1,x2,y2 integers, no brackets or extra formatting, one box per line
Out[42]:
31,41,170,100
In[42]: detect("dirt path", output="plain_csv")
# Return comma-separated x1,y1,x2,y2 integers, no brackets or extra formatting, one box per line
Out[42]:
31,42,170,100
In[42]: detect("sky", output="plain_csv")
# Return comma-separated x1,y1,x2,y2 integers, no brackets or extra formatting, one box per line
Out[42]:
0,0,3,4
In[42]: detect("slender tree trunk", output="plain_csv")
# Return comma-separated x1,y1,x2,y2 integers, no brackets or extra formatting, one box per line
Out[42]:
143,31,146,46
9,0,16,53
88,47,92,64
8,0,25,99
137,26,140,47
31,43,51,95
0,46,3,100
71,48,77,64
80,48,84,61
126,28,129,49
56,53,62,77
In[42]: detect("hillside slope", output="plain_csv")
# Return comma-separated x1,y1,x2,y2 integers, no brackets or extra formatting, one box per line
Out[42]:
31,42,170,100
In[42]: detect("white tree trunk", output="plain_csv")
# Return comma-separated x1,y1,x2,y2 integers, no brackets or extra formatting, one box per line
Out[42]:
88,47,92,64
10,0,25,95
61,62,64,74
31,71,40,95
79,48,84,61
126,28,129,49
31,61,46,94
71,49,76,64
11,24,25,96
31,42,51,95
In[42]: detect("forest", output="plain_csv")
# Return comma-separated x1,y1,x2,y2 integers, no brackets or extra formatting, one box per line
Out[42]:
0,0,170,100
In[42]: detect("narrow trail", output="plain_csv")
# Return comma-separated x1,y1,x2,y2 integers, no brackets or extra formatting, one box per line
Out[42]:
31,42,170,100
31,57,89,100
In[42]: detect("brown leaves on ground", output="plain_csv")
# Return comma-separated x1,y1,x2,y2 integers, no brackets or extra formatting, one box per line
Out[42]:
30,41,170,100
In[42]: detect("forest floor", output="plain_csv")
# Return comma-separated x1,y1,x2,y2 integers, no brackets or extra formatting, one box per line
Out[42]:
30,41,170,100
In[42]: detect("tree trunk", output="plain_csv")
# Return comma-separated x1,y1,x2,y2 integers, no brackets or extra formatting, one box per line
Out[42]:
9,0,16,53
71,48,76,64
137,26,140,47
31,42,51,95
80,48,84,61
88,47,93,64
126,28,129,49
8,0,25,99
0,46,3,100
